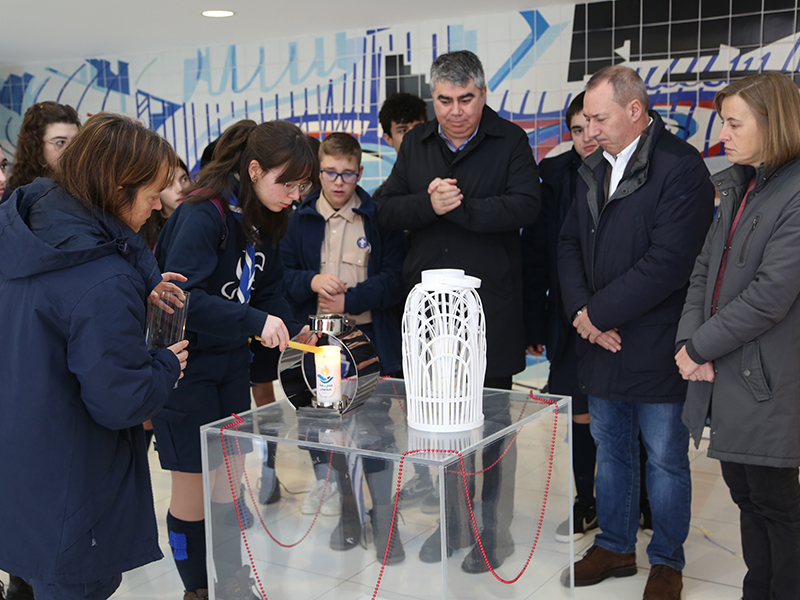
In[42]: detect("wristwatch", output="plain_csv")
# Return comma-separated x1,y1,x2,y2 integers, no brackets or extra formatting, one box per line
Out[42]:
573,306,587,321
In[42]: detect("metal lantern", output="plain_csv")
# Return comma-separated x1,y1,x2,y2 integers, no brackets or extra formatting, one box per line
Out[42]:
277,313,380,416
402,269,486,432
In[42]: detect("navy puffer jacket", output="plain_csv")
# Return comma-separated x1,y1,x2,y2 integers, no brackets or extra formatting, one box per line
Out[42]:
0,178,180,583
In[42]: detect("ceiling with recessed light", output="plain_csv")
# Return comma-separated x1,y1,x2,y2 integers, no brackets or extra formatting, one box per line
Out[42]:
1,0,582,66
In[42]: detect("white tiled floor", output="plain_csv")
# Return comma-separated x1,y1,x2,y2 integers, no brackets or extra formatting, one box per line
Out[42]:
104,422,746,599
5,361,749,599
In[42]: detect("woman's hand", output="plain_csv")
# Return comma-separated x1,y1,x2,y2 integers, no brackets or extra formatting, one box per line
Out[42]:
675,345,715,382
149,272,188,312
260,315,290,351
167,339,189,379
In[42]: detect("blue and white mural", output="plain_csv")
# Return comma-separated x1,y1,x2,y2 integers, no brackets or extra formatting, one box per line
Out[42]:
2,2,799,191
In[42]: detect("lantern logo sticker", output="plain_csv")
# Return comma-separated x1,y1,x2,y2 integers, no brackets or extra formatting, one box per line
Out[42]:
318,363,334,385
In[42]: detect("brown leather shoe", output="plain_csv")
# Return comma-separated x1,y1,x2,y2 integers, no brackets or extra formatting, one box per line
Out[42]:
560,545,637,587
643,564,682,600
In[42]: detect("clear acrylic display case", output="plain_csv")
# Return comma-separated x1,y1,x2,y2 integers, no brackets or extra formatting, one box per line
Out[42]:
201,379,574,600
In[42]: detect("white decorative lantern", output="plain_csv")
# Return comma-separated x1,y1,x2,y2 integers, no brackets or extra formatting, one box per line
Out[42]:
403,269,486,432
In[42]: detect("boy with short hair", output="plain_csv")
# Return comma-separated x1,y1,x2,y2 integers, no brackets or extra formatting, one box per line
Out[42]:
280,132,408,564
373,93,428,200
281,132,407,363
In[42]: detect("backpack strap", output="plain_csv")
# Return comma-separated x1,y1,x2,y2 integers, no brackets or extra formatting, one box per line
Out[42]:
184,190,229,251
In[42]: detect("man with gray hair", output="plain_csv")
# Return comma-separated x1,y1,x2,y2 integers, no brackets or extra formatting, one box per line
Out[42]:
557,66,714,599
378,50,540,572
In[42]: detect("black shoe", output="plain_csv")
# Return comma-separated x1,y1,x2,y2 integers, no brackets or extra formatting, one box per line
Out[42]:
370,504,405,565
330,494,362,551
6,576,33,600
461,530,515,574
418,521,473,563
398,471,434,509
215,565,261,600
554,499,598,543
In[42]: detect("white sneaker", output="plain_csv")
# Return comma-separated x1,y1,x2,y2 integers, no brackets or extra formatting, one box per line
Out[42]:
301,479,341,516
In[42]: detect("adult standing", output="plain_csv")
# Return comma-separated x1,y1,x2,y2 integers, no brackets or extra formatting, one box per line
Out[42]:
1,101,81,204
676,72,800,600
378,50,540,572
0,113,188,600
557,66,715,599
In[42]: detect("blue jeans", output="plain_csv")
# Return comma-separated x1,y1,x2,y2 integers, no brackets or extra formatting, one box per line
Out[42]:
588,397,691,570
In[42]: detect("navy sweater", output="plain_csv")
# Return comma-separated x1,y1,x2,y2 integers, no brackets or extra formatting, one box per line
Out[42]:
155,195,297,352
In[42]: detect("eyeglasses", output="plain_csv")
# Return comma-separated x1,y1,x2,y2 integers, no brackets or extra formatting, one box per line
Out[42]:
282,181,313,195
320,169,359,184
44,137,72,151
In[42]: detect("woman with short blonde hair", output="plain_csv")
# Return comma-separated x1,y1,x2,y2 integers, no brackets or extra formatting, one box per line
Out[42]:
676,72,800,600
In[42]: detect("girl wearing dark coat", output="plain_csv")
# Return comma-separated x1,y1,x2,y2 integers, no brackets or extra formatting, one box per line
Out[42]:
676,72,800,600
152,119,316,600
1,101,81,204
0,113,188,600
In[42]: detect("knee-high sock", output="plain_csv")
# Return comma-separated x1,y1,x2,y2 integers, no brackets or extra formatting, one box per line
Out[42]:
167,511,207,593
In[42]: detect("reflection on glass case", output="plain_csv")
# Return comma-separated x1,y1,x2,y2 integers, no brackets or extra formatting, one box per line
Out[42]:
200,379,574,600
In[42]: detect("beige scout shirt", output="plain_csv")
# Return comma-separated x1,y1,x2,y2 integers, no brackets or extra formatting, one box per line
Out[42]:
317,192,371,325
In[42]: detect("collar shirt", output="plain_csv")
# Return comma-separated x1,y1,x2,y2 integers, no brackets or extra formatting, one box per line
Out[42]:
603,117,653,198
438,122,480,153
317,192,371,325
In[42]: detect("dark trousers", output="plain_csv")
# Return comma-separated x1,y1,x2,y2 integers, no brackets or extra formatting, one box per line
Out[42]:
442,376,517,548
720,461,800,600
30,575,122,600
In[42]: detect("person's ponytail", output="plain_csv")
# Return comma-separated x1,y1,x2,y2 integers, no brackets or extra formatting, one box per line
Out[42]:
185,119,256,205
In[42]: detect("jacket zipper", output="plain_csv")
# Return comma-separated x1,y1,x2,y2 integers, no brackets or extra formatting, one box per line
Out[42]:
739,216,760,264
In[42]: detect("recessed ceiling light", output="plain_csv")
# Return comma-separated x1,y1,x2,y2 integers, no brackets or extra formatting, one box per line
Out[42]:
202,10,235,17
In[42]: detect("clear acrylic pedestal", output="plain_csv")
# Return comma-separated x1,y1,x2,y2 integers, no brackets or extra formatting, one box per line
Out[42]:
201,379,574,600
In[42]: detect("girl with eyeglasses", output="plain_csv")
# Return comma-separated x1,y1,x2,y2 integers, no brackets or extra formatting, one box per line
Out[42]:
2,101,81,204
151,119,317,600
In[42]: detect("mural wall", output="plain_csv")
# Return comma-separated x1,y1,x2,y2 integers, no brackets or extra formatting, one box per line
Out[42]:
1,0,799,192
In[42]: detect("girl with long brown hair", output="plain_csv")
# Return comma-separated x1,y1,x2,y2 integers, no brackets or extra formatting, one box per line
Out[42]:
151,119,317,600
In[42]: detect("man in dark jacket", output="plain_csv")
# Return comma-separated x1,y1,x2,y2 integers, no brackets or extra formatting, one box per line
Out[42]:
378,50,540,573
378,50,540,384
557,67,715,599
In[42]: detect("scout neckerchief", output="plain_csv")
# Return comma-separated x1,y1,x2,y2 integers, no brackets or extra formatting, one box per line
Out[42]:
227,191,257,304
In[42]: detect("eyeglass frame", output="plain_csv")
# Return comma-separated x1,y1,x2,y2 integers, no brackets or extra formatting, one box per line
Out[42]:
280,180,313,195
263,168,312,195
43,137,73,151
320,169,360,184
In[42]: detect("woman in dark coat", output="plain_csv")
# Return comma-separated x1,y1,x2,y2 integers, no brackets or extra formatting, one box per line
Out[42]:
0,113,188,600
152,119,316,600
676,72,800,600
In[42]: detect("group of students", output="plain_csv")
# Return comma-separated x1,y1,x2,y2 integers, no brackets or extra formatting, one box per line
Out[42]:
2,64,800,600
0,91,429,600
